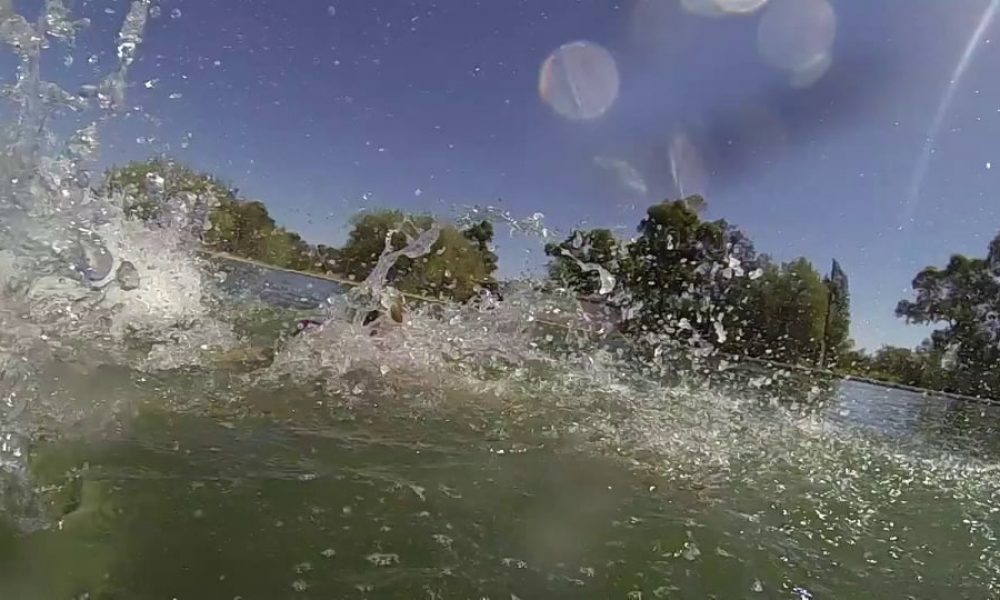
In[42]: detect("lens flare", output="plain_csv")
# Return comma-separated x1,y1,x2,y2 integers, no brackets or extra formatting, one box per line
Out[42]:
789,51,833,88
757,0,836,76
594,156,648,197
681,0,768,17
669,133,709,198
902,0,1000,235
539,41,620,121
715,0,769,15
681,0,727,17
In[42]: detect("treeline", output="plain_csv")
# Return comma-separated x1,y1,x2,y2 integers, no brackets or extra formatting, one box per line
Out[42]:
545,197,852,367
549,196,1000,400
105,159,499,301
109,159,1000,398
841,234,1000,398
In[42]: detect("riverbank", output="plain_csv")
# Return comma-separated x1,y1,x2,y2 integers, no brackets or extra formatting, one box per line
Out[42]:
205,251,999,406
733,355,1000,406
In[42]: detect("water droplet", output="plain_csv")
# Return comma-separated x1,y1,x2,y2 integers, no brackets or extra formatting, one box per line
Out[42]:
539,41,620,120
758,0,836,78
365,553,399,567
669,133,709,197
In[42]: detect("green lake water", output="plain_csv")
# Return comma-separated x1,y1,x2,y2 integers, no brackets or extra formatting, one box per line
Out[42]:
1,363,997,599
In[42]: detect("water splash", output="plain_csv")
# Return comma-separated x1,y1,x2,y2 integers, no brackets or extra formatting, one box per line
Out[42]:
0,0,242,526
560,248,616,296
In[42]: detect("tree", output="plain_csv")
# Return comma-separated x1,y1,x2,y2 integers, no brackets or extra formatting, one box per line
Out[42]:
463,220,498,274
619,197,758,351
821,259,851,366
337,209,498,302
866,346,926,387
896,234,1000,397
106,159,316,273
105,158,233,230
337,210,426,282
732,257,829,363
544,228,625,296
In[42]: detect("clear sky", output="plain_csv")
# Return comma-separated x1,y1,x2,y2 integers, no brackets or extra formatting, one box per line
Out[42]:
42,0,1000,351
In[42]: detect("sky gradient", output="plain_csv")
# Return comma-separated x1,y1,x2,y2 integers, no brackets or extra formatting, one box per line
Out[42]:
39,0,1000,350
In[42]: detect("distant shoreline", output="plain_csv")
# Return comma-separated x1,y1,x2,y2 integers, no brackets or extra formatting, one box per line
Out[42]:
733,355,1000,406
205,251,1000,407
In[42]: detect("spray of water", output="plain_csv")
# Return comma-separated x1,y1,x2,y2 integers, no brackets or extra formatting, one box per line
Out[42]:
0,1,243,526
0,4,995,592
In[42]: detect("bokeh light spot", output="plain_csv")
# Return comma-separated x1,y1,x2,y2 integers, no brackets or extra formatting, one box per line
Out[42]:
789,51,832,88
539,41,620,121
757,0,836,76
715,0,769,15
681,0,768,18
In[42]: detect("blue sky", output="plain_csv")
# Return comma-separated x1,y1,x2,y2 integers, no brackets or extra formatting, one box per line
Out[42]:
32,0,1000,350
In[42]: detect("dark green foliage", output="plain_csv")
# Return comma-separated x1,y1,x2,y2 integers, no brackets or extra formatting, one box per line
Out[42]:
730,257,831,364
107,161,498,302
546,196,845,366
544,228,623,296
336,210,499,301
889,234,1000,397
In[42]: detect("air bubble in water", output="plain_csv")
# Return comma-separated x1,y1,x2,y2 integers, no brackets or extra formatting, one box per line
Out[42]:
150,5,162,19
328,6,337,17
170,8,182,19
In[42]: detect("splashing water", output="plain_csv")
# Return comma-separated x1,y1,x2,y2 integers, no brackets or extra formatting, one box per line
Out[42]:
0,1,242,526
0,3,995,597
560,248,617,296
356,220,442,311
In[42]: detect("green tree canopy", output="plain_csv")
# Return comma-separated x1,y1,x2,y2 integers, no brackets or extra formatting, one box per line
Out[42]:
337,210,498,302
896,233,1000,396
544,228,624,296
543,196,853,366
105,157,234,225
106,159,314,273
